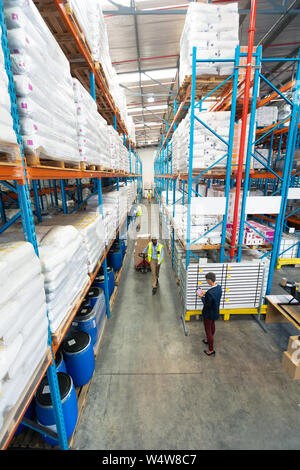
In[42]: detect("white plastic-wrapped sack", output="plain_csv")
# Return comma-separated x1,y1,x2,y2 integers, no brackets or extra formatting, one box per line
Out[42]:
0,241,48,426
0,26,18,147
4,0,80,163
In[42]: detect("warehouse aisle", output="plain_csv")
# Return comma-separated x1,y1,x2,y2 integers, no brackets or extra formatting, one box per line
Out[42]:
73,200,300,450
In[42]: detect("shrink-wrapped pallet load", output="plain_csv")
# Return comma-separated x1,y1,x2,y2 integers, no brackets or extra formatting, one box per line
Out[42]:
73,78,110,168
39,213,106,275
4,0,80,163
179,2,239,85
0,24,18,152
0,242,48,430
38,225,90,332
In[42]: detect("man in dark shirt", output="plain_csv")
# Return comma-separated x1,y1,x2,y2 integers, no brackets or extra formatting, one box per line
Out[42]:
197,272,222,356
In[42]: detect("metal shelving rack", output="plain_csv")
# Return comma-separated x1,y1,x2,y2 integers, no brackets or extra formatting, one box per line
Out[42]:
0,0,142,450
154,40,300,324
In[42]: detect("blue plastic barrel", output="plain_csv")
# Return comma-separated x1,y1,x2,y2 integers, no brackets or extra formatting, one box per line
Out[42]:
14,400,35,437
84,287,101,308
112,241,126,259
35,372,78,446
107,248,122,272
93,269,115,297
62,331,95,387
55,349,67,374
72,305,98,346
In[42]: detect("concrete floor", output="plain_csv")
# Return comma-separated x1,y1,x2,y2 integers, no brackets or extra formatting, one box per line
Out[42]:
73,201,300,450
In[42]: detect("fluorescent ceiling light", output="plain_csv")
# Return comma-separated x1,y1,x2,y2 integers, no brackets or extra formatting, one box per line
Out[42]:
128,104,168,113
135,122,161,127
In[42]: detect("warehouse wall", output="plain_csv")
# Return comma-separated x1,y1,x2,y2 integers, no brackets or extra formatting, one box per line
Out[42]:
139,146,156,191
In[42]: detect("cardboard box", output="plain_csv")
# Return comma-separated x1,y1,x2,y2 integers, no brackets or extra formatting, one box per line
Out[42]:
287,335,300,356
282,351,300,380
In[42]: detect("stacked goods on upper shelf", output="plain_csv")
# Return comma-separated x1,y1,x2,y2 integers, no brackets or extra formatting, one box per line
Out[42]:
185,262,268,311
107,126,131,173
73,79,110,168
0,25,18,153
86,194,116,247
171,109,231,172
101,187,128,229
0,242,49,430
179,2,239,86
256,106,279,128
38,225,90,332
108,126,120,171
4,0,80,164
67,0,129,132
161,189,223,246
126,180,138,210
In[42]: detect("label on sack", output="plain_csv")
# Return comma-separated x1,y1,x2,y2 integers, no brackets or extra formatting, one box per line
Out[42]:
68,339,76,346
42,385,50,394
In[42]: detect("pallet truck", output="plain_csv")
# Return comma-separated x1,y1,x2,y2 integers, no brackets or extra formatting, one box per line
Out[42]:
135,252,151,273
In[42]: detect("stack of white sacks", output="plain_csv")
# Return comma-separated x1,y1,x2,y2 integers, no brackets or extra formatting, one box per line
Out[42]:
107,127,131,173
101,187,127,230
171,109,231,172
126,180,138,210
108,126,120,171
4,0,80,163
86,194,116,247
0,242,49,430
256,106,278,127
0,25,18,151
179,2,239,86
67,0,129,131
73,78,110,168
40,212,105,275
161,189,223,245
38,225,90,332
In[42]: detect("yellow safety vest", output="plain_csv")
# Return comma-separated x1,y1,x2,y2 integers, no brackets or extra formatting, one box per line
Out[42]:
137,206,142,216
147,242,164,264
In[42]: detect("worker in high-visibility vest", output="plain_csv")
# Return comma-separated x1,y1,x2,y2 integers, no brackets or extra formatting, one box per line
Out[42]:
143,236,165,294
136,204,142,231
147,190,151,204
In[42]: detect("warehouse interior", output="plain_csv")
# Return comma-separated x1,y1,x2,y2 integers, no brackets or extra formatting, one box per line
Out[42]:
0,0,299,452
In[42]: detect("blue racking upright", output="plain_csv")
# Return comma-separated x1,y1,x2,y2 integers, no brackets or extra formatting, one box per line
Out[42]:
0,0,143,450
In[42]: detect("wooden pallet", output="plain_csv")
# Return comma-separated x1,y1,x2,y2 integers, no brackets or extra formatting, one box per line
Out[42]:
178,169,227,181
26,154,83,171
0,142,22,166
178,74,233,103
